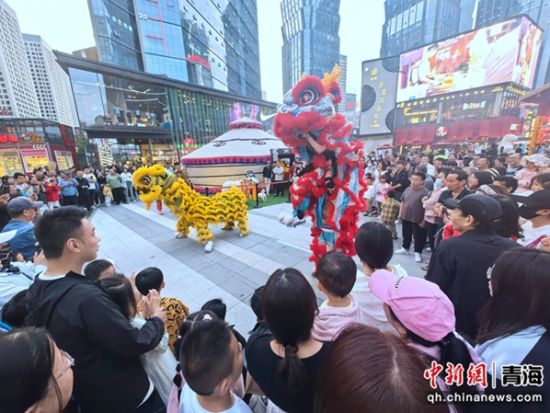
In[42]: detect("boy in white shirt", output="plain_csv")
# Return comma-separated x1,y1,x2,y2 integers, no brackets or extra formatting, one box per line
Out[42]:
120,168,135,202
179,317,251,413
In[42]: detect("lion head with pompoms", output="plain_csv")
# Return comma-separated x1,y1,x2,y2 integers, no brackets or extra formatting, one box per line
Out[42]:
273,66,345,149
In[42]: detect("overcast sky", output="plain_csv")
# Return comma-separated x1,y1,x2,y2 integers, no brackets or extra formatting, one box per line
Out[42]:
6,0,384,102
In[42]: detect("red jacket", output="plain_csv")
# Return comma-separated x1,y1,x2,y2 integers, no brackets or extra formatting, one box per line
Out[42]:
44,183,61,202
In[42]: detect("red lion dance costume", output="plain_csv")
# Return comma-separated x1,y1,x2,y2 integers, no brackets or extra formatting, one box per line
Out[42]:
274,66,366,264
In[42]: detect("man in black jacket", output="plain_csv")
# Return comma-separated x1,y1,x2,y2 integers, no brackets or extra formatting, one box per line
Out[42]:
389,160,410,201
426,195,518,342
26,206,166,412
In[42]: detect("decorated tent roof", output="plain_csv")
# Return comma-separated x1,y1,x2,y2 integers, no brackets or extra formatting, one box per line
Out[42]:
181,117,288,165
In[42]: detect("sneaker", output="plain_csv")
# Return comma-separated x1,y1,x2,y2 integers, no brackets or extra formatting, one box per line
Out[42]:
425,246,432,252
415,253,423,263
395,248,410,255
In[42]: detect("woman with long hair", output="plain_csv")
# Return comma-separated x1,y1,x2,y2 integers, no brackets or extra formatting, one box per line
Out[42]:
476,248,550,412
468,171,494,191
246,268,330,413
0,327,74,413
493,195,522,241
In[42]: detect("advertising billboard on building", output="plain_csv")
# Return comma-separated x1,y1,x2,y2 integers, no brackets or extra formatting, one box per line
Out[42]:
360,56,399,136
397,16,542,102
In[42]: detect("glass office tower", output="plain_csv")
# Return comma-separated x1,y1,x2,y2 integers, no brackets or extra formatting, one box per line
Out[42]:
88,0,261,98
281,0,341,94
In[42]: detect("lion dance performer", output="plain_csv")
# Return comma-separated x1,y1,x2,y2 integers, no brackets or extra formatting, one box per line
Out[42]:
133,164,249,252
274,66,366,264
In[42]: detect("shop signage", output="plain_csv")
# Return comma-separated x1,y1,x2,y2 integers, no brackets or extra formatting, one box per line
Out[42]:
0,133,45,144
186,55,211,70
0,134,18,143
20,149,49,173
0,150,24,176
54,150,74,171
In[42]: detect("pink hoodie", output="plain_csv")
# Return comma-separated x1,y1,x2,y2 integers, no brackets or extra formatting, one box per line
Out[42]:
311,296,362,341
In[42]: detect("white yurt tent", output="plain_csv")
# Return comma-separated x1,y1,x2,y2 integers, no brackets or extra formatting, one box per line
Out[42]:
181,117,288,190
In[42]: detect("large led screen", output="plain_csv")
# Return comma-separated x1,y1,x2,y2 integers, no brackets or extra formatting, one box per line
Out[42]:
397,16,542,102
360,57,399,136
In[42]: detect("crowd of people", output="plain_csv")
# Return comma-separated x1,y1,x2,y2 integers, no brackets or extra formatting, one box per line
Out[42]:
0,161,192,217
363,148,550,263
0,144,549,413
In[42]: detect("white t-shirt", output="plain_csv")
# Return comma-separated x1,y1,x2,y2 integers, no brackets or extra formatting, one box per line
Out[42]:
84,173,97,190
351,265,407,334
179,384,252,413
273,166,284,181
519,221,550,249
121,172,133,183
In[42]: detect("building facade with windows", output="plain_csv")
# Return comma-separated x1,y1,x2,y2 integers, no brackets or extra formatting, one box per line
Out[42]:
133,0,189,82
180,0,262,99
0,0,40,118
87,0,261,99
281,0,341,94
380,0,465,58
475,0,550,87
56,52,275,167
87,0,143,71
23,34,79,127
344,92,357,111
337,54,347,112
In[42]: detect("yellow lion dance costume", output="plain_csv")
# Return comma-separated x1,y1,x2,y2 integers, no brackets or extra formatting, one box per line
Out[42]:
132,165,249,252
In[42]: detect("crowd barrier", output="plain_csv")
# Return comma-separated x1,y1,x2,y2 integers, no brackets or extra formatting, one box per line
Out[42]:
191,180,292,208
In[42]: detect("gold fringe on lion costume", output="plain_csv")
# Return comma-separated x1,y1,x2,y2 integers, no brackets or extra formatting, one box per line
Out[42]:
132,165,249,252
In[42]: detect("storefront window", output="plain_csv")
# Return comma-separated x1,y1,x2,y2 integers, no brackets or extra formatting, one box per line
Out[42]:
69,67,170,129
171,88,275,147
140,142,176,163
45,126,63,144
0,150,24,177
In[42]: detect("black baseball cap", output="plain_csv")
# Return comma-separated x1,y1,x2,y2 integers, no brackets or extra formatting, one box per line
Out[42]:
444,194,502,224
511,190,550,211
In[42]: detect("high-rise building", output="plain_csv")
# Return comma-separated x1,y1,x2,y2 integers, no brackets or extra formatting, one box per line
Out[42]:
0,0,40,118
337,54,347,112
281,0,341,93
180,0,262,99
344,92,357,111
475,0,522,27
459,0,477,32
475,0,550,87
87,0,261,98
23,34,79,127
380,0,465,58
133,0,188,82
87,0,143,71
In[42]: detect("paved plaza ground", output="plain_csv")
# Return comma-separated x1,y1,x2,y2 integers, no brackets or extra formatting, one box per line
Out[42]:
92,200,427,336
